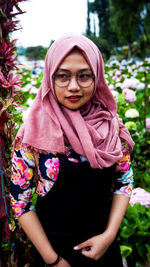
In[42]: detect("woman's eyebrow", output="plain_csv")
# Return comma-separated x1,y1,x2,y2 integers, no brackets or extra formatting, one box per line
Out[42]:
57,68,92,72
56,68,70,72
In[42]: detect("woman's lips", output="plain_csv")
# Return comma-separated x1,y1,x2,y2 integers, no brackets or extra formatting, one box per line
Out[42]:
67,96,82,102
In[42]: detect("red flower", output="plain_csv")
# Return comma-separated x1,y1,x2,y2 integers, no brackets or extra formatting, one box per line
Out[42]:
0,38,18,70
1,0,27,16
0,71,23,97
1,20,21,34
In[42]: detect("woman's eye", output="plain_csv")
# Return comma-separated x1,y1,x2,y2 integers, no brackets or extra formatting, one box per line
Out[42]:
78,74,91,80
57,74,69,80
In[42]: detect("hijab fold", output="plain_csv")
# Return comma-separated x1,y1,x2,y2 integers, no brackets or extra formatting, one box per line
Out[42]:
16,34,134,169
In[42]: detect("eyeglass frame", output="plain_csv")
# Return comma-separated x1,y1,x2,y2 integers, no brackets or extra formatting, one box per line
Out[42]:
52,71,95,88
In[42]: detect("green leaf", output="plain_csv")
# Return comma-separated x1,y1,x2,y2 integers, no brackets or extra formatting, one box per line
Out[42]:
145,244,150,261
120,245,132,258
136,241,147,260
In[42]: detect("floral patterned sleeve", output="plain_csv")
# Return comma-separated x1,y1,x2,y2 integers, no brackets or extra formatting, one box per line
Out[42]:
113,140,133,197
10,139,36,218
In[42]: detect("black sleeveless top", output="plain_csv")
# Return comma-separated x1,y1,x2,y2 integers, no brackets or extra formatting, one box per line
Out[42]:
35,150,123,267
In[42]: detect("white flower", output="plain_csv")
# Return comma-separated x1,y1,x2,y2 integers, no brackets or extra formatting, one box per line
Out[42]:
22,108,31,122
127,66,132,73
133,70,138,75
31,80,37,85
115,82,122,88
135,61,143,66
136,83,145,90
27,98,34,107
138,66,144,72
121,59,128,65
145,57,150,63
115,70,121,77
111,91,118,97
109,71,113,77
125,108,139,118
32,74,39,78
131,64,136,69
22,84,32,92
30,86,39,94
15,106,26,112
120,65,125,70
109,84,114,90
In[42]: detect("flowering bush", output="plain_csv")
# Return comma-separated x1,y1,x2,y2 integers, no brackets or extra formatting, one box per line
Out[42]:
0,1,35,266
104,58,150,266
118,203,150,267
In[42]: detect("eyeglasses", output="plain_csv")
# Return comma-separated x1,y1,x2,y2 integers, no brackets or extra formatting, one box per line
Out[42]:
52,71,95,88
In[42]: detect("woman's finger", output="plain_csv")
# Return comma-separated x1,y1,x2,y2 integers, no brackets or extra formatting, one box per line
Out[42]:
73,239,91,250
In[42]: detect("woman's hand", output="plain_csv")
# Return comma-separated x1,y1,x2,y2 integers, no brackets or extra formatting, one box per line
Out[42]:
73,231,114,261
56,257,71,267
73,194,130,261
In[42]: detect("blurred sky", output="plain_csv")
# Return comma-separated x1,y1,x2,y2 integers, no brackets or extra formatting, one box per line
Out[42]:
12,0,91,47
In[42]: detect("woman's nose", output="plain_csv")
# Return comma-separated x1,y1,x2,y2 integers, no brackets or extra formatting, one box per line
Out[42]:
68,76,80,90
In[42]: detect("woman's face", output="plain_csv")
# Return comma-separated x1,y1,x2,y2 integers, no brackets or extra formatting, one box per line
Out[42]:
53,49,95,110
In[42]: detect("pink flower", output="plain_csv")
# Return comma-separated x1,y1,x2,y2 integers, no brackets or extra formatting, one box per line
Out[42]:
115,70,121,77
129,187,150,207
146,118,150,131
121,78,139,90
123,89,136,103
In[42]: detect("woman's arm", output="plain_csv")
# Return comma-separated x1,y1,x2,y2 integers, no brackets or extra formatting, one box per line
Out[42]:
73,194,129,260
105,193,129,239
18,210,58,264
18,211,71,266
10,140,71,266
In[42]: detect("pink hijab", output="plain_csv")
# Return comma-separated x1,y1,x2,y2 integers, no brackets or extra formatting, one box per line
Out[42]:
16,34,134,168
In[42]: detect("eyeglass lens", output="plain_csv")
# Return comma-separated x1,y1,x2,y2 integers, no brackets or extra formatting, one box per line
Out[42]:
53,71,94,88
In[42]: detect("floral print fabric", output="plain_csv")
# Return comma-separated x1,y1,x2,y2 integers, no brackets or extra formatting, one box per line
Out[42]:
10,139,133,218
114,140,133,197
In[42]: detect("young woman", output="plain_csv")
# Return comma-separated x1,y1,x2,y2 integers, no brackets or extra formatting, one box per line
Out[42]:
10,35,134,267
